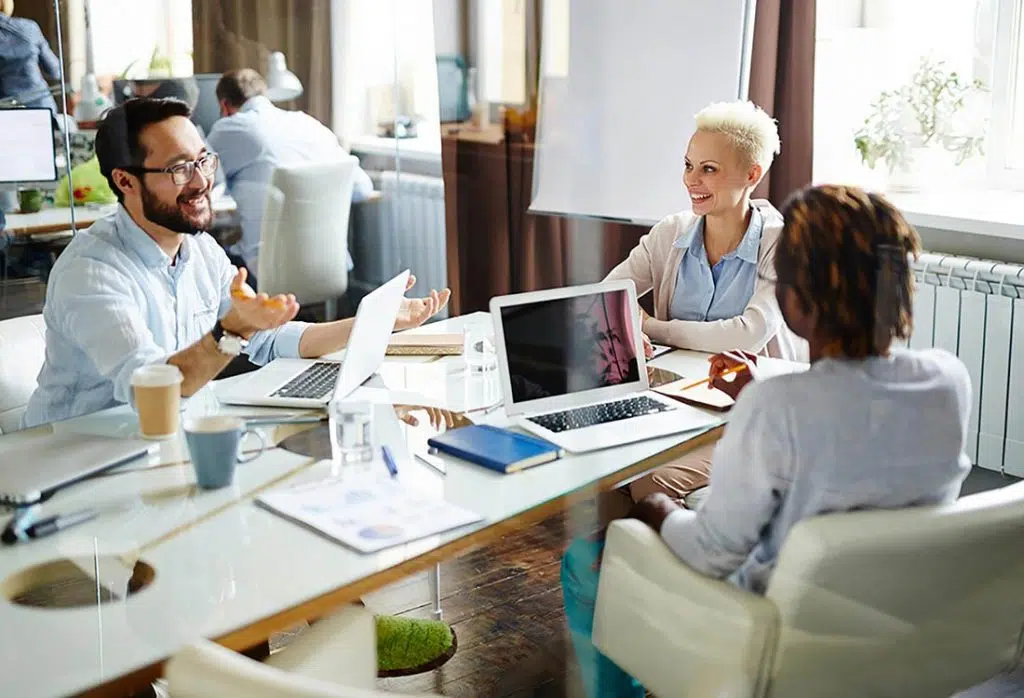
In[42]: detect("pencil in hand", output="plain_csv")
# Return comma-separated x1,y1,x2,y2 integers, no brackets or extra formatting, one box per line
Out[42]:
678,362,748,392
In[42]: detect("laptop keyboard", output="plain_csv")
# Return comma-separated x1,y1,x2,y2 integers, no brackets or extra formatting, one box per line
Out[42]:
270,362,341,400
528,395,671,433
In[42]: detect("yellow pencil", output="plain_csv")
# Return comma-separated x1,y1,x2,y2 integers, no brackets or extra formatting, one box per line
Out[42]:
677,363,748,392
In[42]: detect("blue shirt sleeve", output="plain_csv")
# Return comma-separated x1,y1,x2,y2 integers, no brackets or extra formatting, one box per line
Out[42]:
351,163,374,203
34,24,61,80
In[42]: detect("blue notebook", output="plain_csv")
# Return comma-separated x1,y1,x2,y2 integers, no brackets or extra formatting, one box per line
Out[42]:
427,424,563,474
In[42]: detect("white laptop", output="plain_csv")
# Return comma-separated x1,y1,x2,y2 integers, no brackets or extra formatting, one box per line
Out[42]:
489,280,720,453
216,270,411,409
0,429,155,506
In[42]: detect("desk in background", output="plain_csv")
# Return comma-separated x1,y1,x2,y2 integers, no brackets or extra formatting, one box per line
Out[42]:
0,313,801,697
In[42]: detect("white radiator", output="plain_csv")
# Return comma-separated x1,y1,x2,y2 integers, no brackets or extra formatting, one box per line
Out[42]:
910,253,1024,476
349,170,448,318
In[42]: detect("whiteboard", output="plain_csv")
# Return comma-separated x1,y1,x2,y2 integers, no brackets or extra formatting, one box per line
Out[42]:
530,0,756,224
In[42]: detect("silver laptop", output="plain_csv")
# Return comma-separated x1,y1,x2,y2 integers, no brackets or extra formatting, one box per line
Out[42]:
0,429,154,506
216,270,411,409
490,280,720,453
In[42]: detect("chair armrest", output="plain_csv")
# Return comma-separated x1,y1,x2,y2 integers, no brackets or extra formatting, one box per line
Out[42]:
593,520,779,698
264,605,376,689
166,638,438,698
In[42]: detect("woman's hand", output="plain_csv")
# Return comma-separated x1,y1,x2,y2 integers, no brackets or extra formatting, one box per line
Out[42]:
628,493,682,532
641,332,654,359
708,350,758,400
394,404,460,430
395,275,452,331
222,267,299,338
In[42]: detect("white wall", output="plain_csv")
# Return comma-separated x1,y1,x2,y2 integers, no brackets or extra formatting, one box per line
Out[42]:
432,0,463,56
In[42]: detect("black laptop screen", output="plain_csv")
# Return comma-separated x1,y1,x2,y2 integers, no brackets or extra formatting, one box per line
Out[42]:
499,289,641,403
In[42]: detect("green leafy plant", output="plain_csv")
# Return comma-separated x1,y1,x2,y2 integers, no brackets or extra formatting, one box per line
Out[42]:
854,57,987,174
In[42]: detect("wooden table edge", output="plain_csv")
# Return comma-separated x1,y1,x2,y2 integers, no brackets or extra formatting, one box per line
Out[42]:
77,424,724,698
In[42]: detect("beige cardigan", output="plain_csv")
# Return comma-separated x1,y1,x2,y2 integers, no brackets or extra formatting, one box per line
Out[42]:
605,200,808,361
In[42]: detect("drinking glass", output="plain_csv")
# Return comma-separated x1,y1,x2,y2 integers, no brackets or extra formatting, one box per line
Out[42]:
463,318,497,372
328,400,375,471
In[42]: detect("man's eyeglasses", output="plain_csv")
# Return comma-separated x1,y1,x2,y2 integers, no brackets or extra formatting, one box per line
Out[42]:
122,152,220,186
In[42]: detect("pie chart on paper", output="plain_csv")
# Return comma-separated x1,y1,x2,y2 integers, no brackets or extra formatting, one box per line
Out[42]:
358,524,404,540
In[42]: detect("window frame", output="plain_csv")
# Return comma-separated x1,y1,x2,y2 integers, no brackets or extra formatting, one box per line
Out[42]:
987,0,1024,189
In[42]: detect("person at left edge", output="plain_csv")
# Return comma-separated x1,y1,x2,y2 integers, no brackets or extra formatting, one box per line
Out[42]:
22,97,451,428
0,0,61,113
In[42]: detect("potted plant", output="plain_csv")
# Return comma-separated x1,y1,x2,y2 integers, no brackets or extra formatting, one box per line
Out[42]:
853,57,987,191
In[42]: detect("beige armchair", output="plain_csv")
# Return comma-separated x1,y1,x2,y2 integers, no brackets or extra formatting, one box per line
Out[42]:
593,482,1024,698
165,606,442,697
0,314,46,434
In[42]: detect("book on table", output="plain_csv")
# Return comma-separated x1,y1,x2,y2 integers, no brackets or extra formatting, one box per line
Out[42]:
427,424,563,474
385,333,464,356
654,378,735,412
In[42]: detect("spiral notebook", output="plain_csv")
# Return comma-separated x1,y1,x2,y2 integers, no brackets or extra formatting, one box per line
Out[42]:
654,378,735,412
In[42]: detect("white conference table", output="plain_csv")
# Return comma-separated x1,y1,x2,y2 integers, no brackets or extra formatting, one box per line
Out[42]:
0,313,797,698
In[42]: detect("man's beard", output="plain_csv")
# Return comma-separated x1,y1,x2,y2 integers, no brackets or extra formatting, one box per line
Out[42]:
140,183,212,236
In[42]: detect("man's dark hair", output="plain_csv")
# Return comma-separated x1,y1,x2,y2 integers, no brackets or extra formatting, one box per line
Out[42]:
215,69,268,108
94,97,192,203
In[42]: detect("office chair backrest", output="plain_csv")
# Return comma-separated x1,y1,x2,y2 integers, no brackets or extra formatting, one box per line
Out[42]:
765,481,1024,697
257,157,357,305
0,314,46,434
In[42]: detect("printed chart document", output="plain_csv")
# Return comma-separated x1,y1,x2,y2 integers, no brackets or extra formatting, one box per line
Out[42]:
257,474,483,553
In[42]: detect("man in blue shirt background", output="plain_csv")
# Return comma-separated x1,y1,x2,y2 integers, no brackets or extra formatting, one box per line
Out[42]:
206,68,373,286
0,0,61,113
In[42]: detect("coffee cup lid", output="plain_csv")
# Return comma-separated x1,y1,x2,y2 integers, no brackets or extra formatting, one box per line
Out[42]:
130,364,183,387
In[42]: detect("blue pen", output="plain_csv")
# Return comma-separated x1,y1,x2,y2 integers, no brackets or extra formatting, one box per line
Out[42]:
381,445,399,479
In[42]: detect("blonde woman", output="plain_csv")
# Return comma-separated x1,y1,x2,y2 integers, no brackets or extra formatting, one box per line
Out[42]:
607,101,807,509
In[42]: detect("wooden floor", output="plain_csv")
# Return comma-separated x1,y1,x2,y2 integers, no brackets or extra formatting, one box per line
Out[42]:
367,505,594,698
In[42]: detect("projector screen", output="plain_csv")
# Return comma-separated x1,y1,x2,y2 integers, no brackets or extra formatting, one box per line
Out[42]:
0,108,57,183
530,0,756,225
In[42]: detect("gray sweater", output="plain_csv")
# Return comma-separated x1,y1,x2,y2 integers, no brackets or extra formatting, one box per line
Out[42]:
660,348,972,594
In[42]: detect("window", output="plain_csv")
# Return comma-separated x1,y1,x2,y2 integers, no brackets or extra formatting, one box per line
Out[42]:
65,0,193,89
990,0,1024,181
477,0,527,105
332,0,441,151
813,0,1024,192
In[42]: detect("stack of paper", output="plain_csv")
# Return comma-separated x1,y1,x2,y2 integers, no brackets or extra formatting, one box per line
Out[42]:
256,475,482,553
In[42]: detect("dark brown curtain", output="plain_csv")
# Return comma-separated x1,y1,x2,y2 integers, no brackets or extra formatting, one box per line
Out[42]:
748,0,817,206
441,0,571,315
191,0,332,125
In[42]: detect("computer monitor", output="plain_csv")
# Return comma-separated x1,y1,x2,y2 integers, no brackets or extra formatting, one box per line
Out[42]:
111,75,222,137
191,73,223,136
0,108,57,183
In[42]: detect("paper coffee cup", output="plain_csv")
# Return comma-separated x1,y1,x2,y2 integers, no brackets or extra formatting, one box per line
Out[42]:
131,365,183,440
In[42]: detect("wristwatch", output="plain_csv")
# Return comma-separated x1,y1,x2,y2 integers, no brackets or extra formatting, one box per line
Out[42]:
211,319,248,356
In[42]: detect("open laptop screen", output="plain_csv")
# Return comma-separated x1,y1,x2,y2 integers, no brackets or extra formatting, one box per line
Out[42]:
498,288,640,403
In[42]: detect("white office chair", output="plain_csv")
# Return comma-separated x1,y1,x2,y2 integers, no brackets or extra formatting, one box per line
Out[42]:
257,158,358,320
0,314,46,434
165,605,442,697
593,482,1024,698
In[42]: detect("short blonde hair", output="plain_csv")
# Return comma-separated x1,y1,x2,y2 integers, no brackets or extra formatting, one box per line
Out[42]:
694,100,781,173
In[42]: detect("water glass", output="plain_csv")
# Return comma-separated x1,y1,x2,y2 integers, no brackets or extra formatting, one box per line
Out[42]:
463,318,497,372
328,400,374,469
